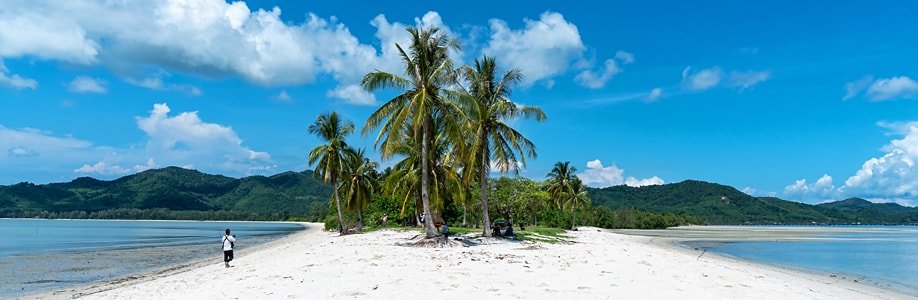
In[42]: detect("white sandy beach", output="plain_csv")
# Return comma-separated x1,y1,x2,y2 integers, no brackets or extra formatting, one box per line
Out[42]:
38,223,911,300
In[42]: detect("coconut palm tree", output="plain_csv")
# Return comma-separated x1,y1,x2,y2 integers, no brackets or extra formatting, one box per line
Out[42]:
567,176,590,230
341,147,378,232
308,112,354,235
546,161,577,209
362,27,460,238
380,120,465,227
457,56,546,237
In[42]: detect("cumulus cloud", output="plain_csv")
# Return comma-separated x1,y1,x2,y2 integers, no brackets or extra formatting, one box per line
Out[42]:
843,76,918,101
577,159,663,188
783,174,840,201
136,103,273,175
682,67,723,91
326,84,376,105
74,161,131,175
0,103,275,182
483,12,585,87
0,60,37,89
784,121,918,205
1,3,615,101
68,76,107,94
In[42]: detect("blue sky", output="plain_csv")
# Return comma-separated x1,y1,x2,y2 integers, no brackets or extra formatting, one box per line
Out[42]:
1,1,917,205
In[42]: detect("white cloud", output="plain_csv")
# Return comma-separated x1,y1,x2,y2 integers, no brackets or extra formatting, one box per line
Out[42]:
8,146,38,157
125,73,201,96
0,60,37,89
783,174,840,201
75,161,131,175
682,67,769,92
866,76,918,101
614,50,635,64
785,121,918,204
575,59,621,89
1,3,616,102
624,176,664,187
483,12,589,87
843,76,873,100
136,103,272,175
275,90,292,103
68,76,107,94
682,67,723,91
326,84,376,105
577,159,664,188
843,76,918,101
647,88,663,101
728,70,770,90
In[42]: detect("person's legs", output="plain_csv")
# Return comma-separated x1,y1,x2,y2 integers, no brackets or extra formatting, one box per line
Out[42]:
224,250,233,267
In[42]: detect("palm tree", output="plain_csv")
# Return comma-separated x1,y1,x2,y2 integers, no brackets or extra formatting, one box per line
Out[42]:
457,56,546,237
362,27,460,238
341,147,378,232
567,176,590,230
308,112,354,235
546,162,576,208
380,120,465,227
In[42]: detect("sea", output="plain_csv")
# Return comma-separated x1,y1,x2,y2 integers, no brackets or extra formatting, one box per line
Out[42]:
697,226,918,296
1,219,304,298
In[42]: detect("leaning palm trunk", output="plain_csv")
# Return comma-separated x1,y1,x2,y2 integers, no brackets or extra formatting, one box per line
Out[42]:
332,174,346,234
420,118,438,238
461,204,468,227
479,140,493,237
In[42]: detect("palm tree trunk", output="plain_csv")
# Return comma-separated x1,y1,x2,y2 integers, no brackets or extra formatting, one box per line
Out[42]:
462,204,468,227
414,192,421,226
332,174,345,235
571,207,577,230
420,117,437,238
479,139,492,237
356,208,364,232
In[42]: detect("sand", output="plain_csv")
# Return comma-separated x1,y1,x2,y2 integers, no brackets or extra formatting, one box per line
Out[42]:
35,223,912,300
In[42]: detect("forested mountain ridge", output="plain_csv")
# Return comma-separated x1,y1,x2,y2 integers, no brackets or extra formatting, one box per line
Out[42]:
0,167,332,219
588,180,917,225
1,169,914,225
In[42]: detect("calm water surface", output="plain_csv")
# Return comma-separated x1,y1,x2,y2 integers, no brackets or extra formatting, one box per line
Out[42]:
2,219,304,297
704,226,918,296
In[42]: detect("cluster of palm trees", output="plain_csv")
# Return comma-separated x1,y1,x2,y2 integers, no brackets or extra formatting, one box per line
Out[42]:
309,26,548,238
545,162,590,229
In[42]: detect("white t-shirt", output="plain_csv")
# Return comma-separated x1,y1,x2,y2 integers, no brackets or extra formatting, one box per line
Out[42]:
222,235,236,251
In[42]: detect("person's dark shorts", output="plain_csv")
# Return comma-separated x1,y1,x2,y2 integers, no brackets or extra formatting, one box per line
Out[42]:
223,250,234,262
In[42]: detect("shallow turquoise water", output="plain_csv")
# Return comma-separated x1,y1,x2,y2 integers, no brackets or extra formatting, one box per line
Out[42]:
706,227,918,296
2,219,303,257
1,219,304,297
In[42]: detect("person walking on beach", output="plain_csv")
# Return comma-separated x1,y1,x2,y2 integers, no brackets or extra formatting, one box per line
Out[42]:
222,228,236,268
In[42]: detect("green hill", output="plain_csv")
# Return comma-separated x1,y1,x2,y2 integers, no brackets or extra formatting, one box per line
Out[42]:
588,180,917,225
0,167,332,220
1,170,915,224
